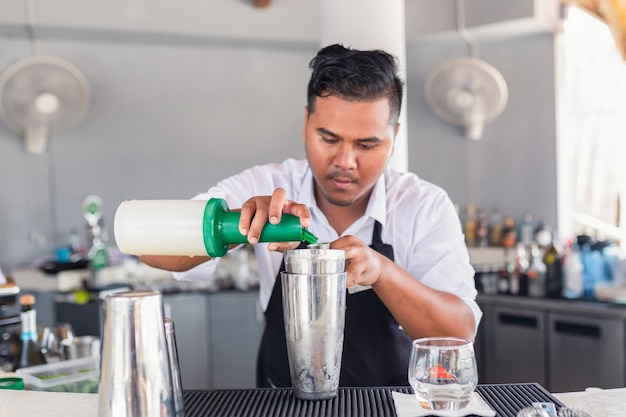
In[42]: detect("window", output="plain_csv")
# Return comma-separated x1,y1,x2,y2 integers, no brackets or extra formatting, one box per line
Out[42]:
557,6,626,245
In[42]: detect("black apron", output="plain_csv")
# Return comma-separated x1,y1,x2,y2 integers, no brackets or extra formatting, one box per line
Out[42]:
256,221,413,388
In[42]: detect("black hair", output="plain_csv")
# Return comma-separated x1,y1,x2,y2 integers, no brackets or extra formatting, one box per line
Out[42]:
307,44,404,125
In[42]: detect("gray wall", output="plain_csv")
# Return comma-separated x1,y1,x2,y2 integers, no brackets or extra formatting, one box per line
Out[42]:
0,0,558,271
406,32,557,221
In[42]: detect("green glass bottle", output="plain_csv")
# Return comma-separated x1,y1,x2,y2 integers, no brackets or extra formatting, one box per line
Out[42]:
14,294,46,370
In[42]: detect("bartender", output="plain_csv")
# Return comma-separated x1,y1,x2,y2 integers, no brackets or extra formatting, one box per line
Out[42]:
140,44,481,388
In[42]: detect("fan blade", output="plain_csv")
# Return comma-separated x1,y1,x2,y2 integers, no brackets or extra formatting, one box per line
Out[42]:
424,57,509,139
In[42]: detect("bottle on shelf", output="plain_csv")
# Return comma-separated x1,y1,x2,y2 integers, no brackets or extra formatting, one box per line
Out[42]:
14,294,46,370
518,213,535,247
576,234,600,298
488,206,503,247
496,268,510,295
527,243,547,298
498,248,516,295
463,204,477,247
534,220,552,249
562,239,584,299
543,230,563,298
510,243,530,296
476,209,490,247
501,217,517,248
479,264,500,295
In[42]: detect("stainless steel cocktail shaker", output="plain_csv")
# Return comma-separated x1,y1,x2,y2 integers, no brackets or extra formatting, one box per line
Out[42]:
281,245,347,400
98,290,178,417
165,317,185,416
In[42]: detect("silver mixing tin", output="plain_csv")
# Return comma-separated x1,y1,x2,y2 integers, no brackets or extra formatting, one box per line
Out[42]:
284,242,345,275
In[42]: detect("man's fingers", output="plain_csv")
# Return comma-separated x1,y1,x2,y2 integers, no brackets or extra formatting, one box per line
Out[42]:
248,204,269,244
238,200,256,236
269,188,287,224
237,190,311,245
267,241,302,252
291,204,311,228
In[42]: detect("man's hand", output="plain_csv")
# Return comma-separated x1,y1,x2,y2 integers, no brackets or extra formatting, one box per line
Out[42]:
331,235,476,341
330,235,388,288
239,188,312,251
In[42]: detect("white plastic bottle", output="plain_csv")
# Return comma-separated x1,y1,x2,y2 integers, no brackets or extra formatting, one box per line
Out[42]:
562,242,584,299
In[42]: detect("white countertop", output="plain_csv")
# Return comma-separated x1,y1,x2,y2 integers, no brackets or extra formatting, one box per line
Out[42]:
0,386,624,417
0,390,98,417
10,262,175,292
553,388,626,416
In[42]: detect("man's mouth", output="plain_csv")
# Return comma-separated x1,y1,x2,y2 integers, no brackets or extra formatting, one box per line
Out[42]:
328,174,357,189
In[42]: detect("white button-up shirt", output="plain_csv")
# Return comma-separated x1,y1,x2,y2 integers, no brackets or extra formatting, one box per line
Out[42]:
174,158,482,332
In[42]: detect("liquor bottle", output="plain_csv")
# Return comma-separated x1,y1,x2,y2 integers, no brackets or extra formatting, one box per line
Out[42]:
479,264,500,295
498,248,516,294
463,204,477,247
496,268,510,295
501,217,517,248
518,213,535,247
527,243,547,298
488,206,503,247
562,239,584,299
476,209,489,247
534,220,552,249
14,294,46,370
512,243,530,296
543,231,563,298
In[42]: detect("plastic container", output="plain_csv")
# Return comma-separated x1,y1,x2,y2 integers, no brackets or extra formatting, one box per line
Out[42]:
16,356,100,393
114,198,318,258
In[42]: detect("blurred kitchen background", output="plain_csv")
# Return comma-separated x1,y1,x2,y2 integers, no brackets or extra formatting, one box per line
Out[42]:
1,0,625,393
0,0,573,269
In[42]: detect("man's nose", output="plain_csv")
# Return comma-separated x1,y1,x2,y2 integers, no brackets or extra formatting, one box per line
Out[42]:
334,143,357,169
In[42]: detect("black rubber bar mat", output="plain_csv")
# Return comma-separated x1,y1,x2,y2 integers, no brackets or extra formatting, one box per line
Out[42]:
183,383,566,417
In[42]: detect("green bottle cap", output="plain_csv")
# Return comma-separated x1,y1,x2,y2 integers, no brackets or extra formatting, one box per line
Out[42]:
202,198,318,258
0,377,24,390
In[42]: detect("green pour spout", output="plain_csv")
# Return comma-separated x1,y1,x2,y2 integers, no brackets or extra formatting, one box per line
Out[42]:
202,198,318,258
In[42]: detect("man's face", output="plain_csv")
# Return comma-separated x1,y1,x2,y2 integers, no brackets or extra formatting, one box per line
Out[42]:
303,95,398,209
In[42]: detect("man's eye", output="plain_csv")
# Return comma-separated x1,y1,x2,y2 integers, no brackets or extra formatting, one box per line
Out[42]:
322,137,338,144
358,143,376,150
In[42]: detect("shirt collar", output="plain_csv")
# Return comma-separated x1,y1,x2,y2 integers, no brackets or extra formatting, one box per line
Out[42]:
297,165,387,228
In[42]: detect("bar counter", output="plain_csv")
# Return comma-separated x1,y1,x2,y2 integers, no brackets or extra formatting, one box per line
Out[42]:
0,385,624,417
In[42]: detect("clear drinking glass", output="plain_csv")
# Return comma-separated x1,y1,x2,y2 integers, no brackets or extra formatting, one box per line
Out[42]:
54,322,75,343
41,323,76,361
408,337,478,411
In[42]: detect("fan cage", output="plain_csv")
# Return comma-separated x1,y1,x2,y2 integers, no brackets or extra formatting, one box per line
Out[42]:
0,55,90,138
